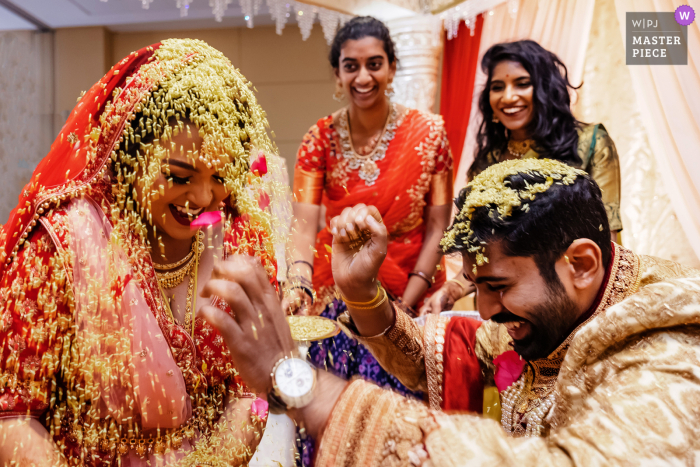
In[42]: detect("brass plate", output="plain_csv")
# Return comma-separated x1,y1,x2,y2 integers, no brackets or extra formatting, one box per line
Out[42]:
287,316,340,342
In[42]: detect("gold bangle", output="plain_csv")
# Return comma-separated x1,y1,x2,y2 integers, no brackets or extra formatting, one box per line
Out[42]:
445,278,467,295
341,284,382,307
345,288,388,310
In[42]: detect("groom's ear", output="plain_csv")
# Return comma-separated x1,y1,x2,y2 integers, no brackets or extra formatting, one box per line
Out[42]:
561,239,603,291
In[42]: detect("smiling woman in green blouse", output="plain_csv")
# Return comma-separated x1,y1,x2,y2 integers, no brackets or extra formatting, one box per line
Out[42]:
421,40,622,315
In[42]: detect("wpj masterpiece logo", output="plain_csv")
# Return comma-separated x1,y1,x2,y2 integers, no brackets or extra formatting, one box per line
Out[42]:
626,11,689,65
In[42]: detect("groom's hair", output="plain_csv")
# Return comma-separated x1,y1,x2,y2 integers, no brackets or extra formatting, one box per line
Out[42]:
445,171,612,284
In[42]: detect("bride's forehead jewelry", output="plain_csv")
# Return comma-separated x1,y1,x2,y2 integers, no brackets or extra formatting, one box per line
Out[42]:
439,159,586,274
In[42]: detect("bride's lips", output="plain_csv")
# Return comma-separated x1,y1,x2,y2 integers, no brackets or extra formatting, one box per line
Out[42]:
169,204,200,226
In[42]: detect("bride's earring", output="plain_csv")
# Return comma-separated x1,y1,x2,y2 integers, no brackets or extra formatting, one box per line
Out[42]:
333,84,344,102
492,114,500,123
385,82,395,98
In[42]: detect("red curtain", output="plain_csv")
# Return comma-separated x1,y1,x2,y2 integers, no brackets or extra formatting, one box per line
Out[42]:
440,15,484,177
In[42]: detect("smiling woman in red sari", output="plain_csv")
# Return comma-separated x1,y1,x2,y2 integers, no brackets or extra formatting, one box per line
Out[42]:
284,18,453,463
0,39,281,466
286,16,453,316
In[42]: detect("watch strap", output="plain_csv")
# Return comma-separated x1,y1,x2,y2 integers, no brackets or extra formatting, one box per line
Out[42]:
267,390,288,415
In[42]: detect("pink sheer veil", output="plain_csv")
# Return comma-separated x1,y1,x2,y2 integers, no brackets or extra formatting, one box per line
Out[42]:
66,197,191,433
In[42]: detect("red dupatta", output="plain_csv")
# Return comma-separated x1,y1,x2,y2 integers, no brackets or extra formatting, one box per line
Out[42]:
295,108,452,311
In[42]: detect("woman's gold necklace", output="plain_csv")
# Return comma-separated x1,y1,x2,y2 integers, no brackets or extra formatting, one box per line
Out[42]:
336,103,400,186
155,232,203,289
156,231,204,336
507,139,535,158
153,249,194,272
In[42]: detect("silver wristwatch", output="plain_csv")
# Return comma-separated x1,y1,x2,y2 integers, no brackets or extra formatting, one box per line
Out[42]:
269,356,317,413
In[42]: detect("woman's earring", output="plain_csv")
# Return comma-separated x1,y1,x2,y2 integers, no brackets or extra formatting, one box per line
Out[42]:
333,85,344,102
492,114,499,123
564,255,570,264
385,82,395,99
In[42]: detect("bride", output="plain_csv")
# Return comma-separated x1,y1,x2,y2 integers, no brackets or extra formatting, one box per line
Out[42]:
0,38,285,466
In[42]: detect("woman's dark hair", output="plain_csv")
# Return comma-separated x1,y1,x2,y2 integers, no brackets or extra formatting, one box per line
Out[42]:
445,172,611,285
469,40,583,180
329,16,397,68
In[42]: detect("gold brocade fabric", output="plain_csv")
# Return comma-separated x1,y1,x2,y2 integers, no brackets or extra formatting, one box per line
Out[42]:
319,248,700,466
337,304,428,392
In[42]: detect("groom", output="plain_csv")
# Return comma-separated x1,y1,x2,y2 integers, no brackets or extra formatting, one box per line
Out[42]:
201,159,700,465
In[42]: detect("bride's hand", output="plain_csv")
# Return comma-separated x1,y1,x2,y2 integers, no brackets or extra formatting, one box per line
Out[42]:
330,204,388,303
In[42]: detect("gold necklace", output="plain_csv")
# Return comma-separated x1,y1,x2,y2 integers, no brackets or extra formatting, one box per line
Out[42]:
156,232,204,289
336,103,401,186
153,249,194,271
158,230,204,337
507,139,534,158
183,257,197,336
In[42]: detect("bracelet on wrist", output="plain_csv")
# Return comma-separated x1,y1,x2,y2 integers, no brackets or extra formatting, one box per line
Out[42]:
287,274,313,287
289,285,314,302
345,288,387,310
291,260,314,274
286,275,315,303
341,284,387,310
342,283,381,306
408,270,433,288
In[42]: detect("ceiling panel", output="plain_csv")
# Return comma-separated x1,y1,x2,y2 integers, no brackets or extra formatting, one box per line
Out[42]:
0,4,37,30
6,0,267,30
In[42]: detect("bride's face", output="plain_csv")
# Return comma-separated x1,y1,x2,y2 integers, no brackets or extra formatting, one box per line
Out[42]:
141,121,229,242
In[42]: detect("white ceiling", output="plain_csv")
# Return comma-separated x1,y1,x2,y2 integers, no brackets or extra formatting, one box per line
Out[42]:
0,0,275,31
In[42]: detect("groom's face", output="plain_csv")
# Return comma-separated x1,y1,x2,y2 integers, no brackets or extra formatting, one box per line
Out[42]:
465,241,580,361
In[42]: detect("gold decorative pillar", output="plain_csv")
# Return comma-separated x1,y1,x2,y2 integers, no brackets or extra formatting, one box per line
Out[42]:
386,15,443,113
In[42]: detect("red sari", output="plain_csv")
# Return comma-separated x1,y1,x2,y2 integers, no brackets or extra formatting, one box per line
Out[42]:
294,106,453,312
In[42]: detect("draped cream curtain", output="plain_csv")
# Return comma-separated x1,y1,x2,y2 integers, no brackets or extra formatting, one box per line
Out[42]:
613,0,700,264
575,0,699,267
454,0,596,188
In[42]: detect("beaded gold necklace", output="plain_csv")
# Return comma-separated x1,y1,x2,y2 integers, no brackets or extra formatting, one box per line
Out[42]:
156,230,204,337
506,139,534,158
336,103,400,186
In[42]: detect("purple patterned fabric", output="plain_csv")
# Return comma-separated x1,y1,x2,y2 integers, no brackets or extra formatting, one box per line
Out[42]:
297,299,423,466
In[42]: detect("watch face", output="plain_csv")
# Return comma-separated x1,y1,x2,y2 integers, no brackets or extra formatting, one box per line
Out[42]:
275,359,314,398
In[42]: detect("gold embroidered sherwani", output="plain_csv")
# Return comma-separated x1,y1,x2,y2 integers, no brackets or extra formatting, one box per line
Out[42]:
315,245,700,466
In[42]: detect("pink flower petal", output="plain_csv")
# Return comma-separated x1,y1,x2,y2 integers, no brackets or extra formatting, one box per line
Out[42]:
190,211,223,230
258,191,270,210
493,350,526,392
251,397,269,421
250,151,268,176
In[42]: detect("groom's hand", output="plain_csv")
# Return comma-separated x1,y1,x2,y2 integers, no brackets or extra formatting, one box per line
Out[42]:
199,255,296,395
330,204,388,303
